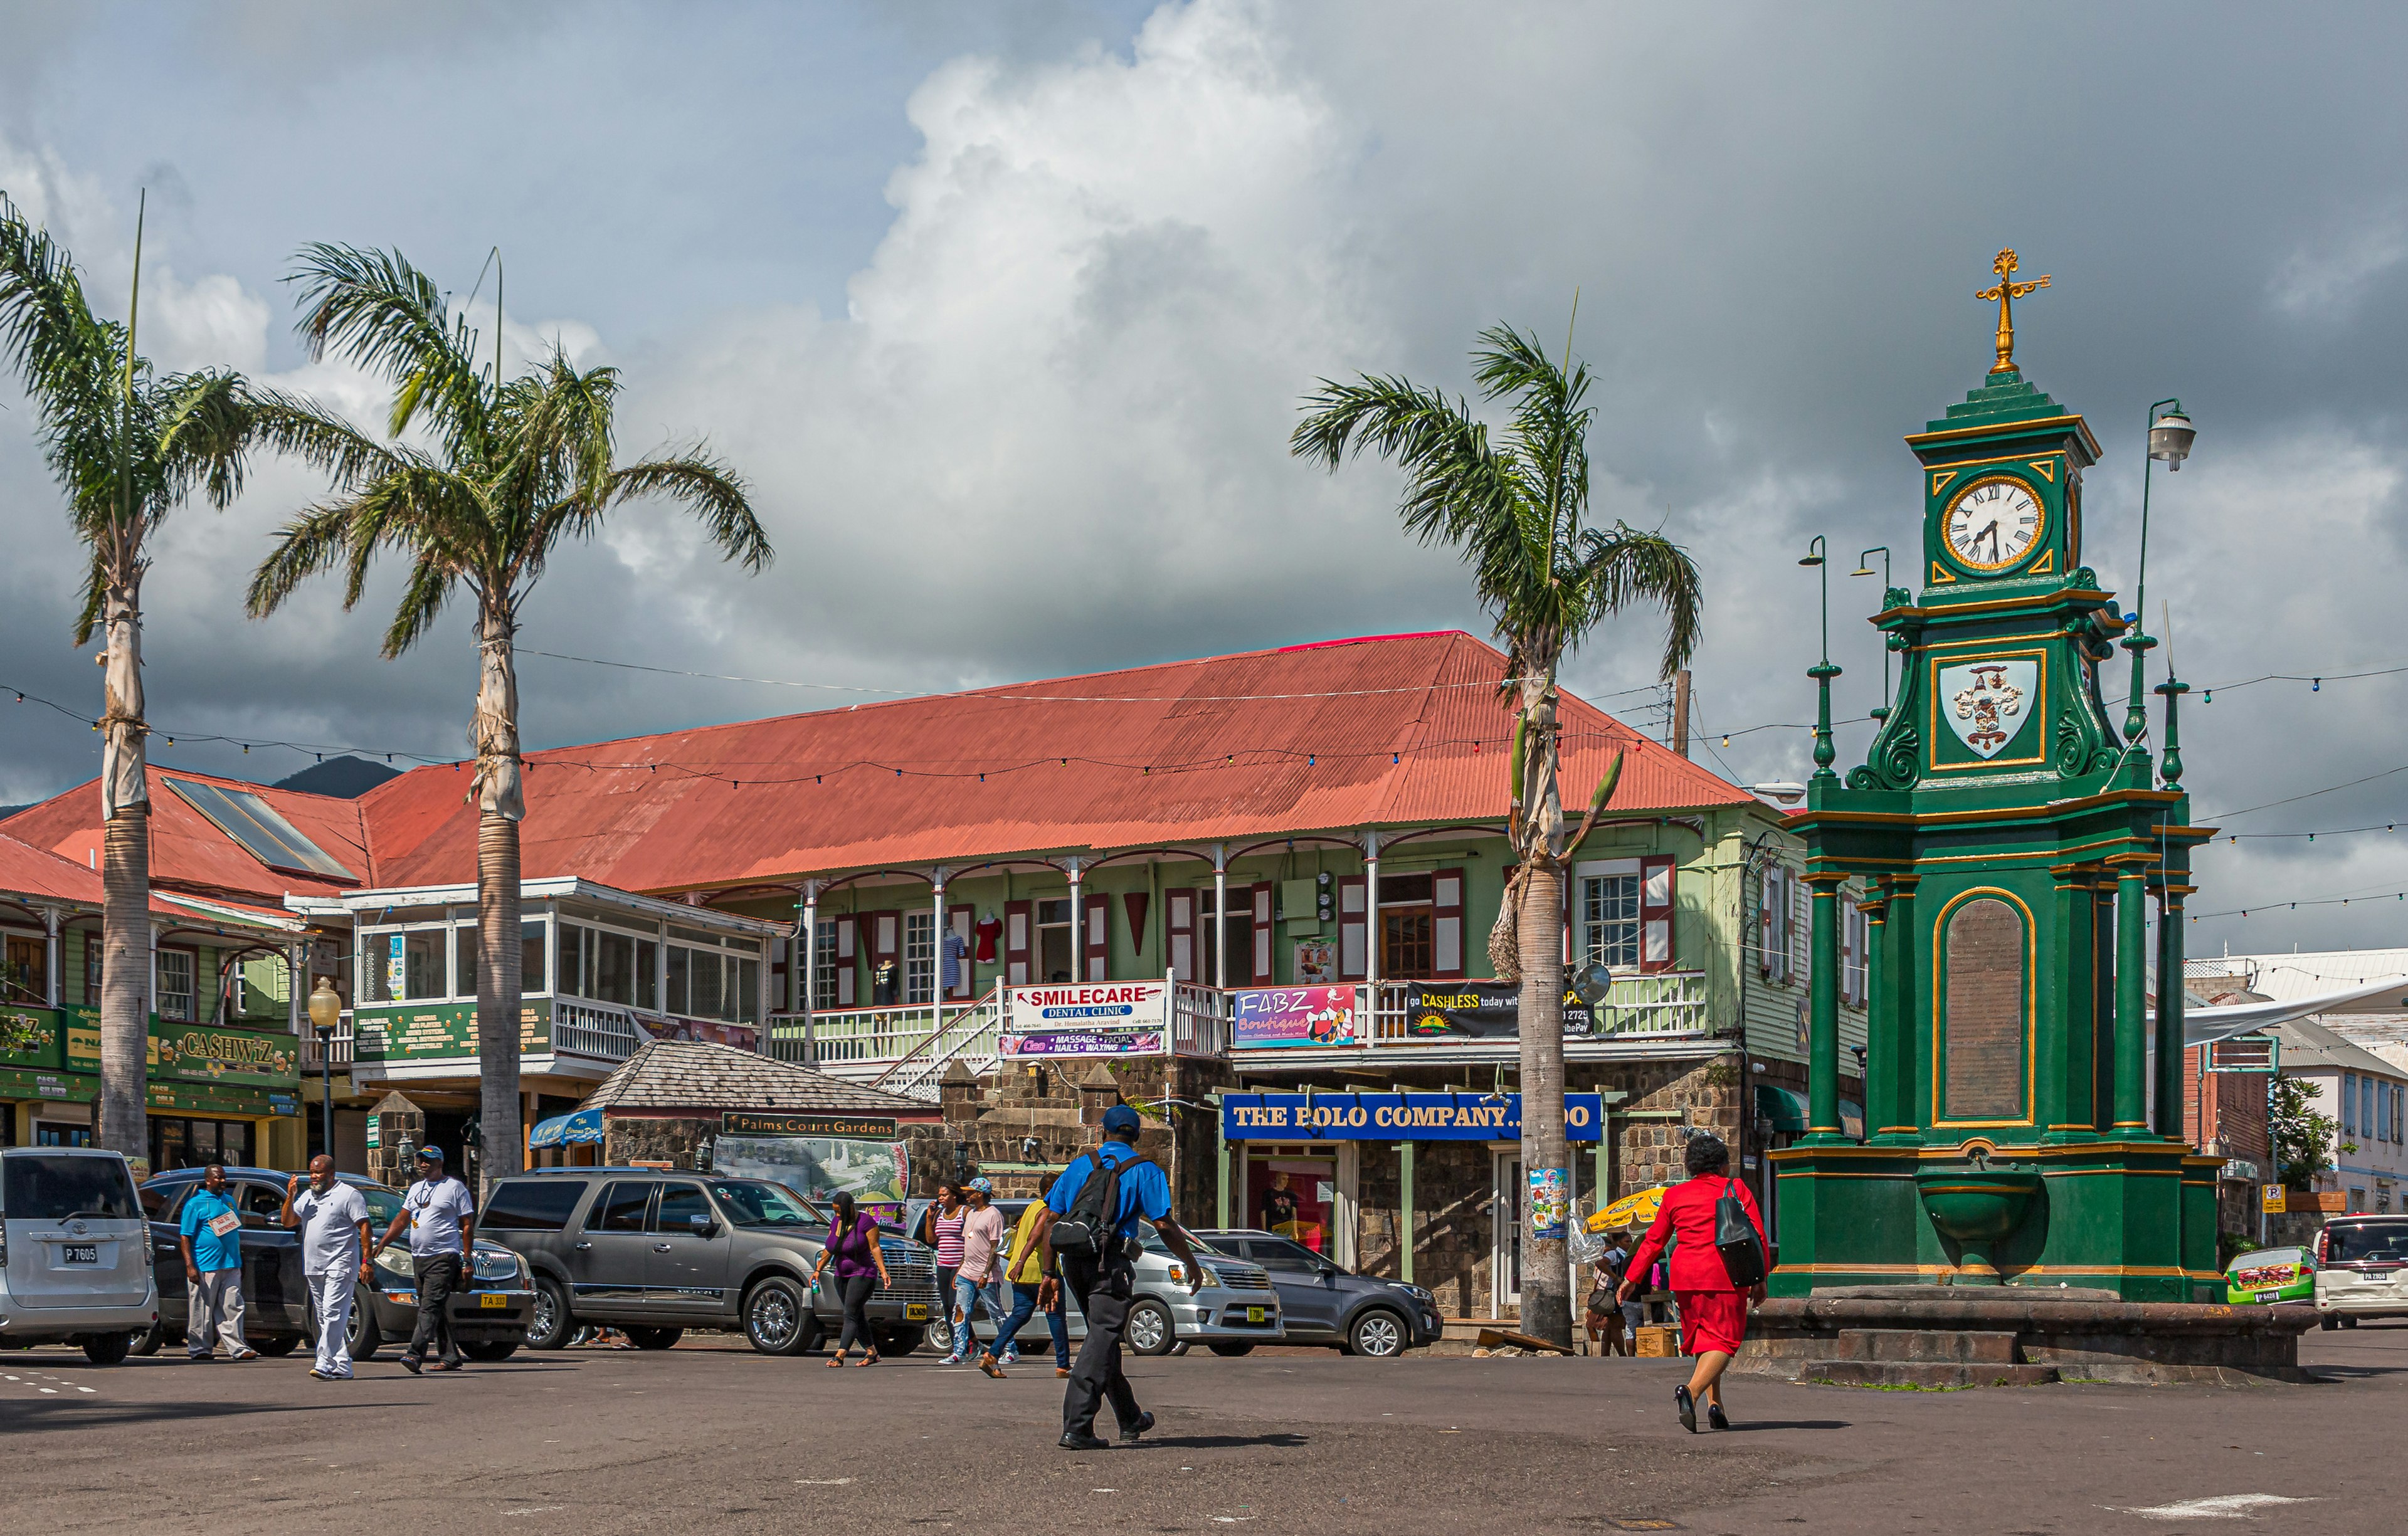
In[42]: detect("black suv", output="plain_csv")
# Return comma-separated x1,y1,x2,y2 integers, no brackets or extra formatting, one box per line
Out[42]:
478,1169,942,1355
1192,1228,1444,1357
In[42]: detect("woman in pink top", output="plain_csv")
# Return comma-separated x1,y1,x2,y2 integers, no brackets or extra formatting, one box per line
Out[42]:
918,1183,967,1361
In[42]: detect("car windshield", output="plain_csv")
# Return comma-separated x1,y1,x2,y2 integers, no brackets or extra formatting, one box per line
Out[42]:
347,1182,404,1229
709,1180,823,1227
2327,1224,2408,1263
1138,1230,1233,1257
2230,1248,2305,1275
4,1155,141,1221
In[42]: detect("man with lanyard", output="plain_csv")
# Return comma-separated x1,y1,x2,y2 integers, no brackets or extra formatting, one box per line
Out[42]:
280,1156,372,1380
372,1145,475,1374
176,1162,257,1362
1030,1104,1202,1450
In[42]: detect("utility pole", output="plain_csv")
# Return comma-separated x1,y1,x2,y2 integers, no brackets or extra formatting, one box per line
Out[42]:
1671,670,1692,759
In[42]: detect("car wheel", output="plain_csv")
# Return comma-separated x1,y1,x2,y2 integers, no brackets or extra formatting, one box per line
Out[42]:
346,1289,384,1360
82,1333,131,1367
744,1276,820,1357
461,1341,520,1362
2321,1315,2340,1331
128,1320,167,1357
252,1335,302,1358
624,1327,684,1350
525,1278,574,1352
874,1325,926,1357
1126,1298,1175,1356
1346,1308,1408,1359
1207,1342,1254,1357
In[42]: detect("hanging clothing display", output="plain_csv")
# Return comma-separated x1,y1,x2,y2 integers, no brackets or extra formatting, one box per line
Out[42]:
940,929,970,990
974,913,1002,963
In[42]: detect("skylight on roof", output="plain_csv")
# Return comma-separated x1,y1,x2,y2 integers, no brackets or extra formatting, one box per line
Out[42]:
166,779,357,881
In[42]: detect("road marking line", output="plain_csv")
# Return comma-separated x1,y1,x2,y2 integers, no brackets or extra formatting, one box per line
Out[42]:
794,1479,855,1486
500,1508,565,1517
2110,1495,2316,1520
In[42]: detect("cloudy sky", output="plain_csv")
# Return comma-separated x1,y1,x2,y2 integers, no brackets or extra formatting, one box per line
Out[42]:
4,0,2407,957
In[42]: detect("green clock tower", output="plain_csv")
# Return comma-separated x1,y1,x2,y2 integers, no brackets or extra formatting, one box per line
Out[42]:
1768,251,2222,1302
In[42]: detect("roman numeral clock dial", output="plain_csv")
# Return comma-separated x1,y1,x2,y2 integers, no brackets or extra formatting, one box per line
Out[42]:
1942,477,2044,572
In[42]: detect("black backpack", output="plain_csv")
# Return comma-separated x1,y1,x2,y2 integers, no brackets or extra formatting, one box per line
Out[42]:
1048,1149,1152,1260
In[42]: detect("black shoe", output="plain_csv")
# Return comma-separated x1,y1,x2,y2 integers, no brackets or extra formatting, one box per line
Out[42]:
1674,1384,1697,1433
399,1354,422,1376
1058,1431,1112,1451
1120,1411,1155,1445
1707,1402,1730,1431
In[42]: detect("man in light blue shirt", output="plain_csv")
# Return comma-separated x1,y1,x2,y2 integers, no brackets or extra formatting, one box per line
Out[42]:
1030,1104,1201,1450
372,1146,475,1374
176,1164,256,1362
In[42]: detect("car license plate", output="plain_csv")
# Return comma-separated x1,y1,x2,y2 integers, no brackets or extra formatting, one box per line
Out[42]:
2258,1290,2282,1303
480,1293,509,1309
905,1303,930,1322
62,1244,98,1265
1245,1306,1268,1323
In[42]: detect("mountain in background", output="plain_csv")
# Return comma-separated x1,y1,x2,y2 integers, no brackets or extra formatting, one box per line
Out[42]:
273,755,403,799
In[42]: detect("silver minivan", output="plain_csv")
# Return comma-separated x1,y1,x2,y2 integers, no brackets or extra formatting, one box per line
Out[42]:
0,1147,159,1364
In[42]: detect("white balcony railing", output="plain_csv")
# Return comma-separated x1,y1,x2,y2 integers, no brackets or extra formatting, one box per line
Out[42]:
298,1012,356,1070
1170,983,1230,1057
552,997,646,1061
766,1001,976,1071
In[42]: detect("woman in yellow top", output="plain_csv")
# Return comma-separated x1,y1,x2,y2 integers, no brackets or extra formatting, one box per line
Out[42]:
988,1181,1072,1376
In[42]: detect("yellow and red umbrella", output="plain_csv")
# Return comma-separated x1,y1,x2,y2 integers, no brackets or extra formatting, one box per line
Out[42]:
1589,1184,1668,1234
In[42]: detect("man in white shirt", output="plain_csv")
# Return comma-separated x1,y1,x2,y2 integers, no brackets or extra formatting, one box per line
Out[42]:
372,1146,477,1374
280,1157,371,1381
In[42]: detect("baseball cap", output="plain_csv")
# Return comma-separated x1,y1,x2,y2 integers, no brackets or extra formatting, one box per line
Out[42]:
966,1176,993,1195
1101,1104,1142,1136
414,1145,443,1162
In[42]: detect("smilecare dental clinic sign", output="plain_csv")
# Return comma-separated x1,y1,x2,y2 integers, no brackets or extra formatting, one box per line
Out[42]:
1007,981,1170,1034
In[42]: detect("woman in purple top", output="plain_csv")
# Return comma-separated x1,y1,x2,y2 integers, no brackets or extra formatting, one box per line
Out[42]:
811,1192,892,1366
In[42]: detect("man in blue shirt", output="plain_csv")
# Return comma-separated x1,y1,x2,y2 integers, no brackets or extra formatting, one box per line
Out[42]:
176,1163,257,1362
1032,1103,1201,1450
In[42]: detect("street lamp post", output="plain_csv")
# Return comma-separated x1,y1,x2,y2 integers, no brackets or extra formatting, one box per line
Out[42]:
1851,547,1893,720
2121,399,2195,757
1800,538,1840,780
307,976,342,1169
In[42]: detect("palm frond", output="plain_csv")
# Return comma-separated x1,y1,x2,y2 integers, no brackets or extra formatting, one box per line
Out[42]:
1572,523,1705,680
240,387,410,490
287,243,485,447
603,453,769,569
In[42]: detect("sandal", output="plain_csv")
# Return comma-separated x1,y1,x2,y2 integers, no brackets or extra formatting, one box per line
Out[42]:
827,1354,848,1368
858,1351,879,1367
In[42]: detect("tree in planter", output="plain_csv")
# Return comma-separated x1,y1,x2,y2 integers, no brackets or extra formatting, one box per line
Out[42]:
1292,320,1702,1345
0,196,311,1159
2269,1076,2337,1191
244,245,771,1191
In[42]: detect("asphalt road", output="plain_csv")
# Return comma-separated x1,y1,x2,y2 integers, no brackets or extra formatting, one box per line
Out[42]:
3,1325,2399,1534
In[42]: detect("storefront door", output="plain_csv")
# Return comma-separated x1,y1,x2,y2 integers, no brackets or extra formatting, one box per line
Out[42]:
1493,1151,1522,1316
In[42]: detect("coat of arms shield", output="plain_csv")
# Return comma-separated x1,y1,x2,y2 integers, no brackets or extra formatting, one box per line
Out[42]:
1940,659,2037,760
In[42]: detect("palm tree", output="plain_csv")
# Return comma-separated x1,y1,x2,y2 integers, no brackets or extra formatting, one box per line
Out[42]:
1292,320,1703,1345
0,195,313,1162
245,245,772,1191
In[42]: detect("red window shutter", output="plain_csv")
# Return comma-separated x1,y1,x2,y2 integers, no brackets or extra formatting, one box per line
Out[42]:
1004,899,1033,987
1251,881,1275,986
833,914,858,1007
1338,875,1368,982
1433,868,1466,979
1166,889,1196,983
949,905,974,1000
1084,892,1110,982
1639,855,1676,974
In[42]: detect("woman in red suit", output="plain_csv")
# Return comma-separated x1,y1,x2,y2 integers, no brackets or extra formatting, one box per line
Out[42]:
1616,1133,1765,1431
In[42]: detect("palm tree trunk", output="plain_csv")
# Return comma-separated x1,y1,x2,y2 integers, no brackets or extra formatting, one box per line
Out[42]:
1515,664,1572,1346
473,602,525,1197
96,580,149,1164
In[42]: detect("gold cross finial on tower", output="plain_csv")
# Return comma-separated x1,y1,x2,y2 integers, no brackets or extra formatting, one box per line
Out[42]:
1975,248,2051,375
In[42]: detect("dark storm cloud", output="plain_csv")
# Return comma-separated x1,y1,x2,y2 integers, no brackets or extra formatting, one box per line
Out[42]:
3,1,2407,952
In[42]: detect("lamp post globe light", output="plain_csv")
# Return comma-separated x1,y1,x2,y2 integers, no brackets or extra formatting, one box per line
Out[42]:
1851,547,1893,719
2121,399,2195,750
307,976,342,1167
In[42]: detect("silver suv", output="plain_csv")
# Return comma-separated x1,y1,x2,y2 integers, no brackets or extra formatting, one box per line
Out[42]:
478,1169,941,1355
0,1147,159,1364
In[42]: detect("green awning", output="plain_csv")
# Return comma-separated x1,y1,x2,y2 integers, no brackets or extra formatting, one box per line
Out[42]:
1755,1084,1809,1133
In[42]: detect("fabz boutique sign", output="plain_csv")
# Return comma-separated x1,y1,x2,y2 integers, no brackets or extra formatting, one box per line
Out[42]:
1221,1091,1608,1142
1000,982,1169,1056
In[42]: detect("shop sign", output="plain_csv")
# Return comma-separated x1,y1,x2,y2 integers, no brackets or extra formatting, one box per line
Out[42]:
1,1007,60,1066
1007,981,1168,1033
999,1028,1163,1059
150,1024,300,1088
1222,1090,1607,1142
710,1132,909,1227
1230,985,1360,1050
722,1111,899,1139
1528,1165,1570,1241
354,1000,549,1063
1397,981,1598,1040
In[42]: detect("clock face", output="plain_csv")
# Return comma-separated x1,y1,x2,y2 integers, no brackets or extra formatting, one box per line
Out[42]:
1943,478,2045,572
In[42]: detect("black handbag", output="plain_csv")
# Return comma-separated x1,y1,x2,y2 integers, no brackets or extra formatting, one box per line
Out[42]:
1713,1178,1768,1288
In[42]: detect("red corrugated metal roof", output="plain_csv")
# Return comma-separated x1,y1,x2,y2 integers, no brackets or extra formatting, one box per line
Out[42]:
0,831,106,906
361,631,1751,893
1,767,369,907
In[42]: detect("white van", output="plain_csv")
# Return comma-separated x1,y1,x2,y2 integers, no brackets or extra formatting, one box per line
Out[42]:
0,1147,159,1364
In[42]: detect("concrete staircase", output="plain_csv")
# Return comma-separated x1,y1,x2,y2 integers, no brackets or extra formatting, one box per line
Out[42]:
1793,1328,2059,1388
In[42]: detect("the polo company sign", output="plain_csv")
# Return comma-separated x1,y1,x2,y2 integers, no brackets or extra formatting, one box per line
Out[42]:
1220,1091,1608,1142
721,1111,899,1139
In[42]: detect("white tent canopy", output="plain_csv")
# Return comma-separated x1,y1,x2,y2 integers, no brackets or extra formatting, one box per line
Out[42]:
2170,976,2408,1049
